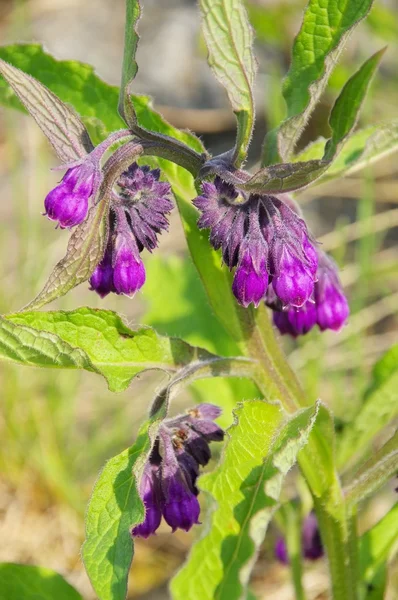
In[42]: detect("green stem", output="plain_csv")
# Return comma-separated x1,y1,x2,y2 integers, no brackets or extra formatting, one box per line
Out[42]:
245,307,355,600
284,507,306,600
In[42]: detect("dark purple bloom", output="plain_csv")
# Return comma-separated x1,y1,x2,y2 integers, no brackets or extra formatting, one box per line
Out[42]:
272,250,349,337
275,512,323,564
132,404,224,538
194,177,317,308
90,163,173,298
44,166,94,228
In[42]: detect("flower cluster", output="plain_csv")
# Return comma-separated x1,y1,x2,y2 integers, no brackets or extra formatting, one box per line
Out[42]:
275,512,324,564
43,161,173,298
194,177,318,309
132,403,224,538
272,250,349,336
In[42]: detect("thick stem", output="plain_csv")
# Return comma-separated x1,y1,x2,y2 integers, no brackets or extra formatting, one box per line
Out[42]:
246,306,355,600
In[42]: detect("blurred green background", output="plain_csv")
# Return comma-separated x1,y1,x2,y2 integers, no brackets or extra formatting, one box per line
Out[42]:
0,0,397,598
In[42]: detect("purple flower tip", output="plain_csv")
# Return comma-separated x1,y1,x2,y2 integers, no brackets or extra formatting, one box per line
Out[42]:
275,537,289,564
316,281,349,332
113,235,146,297
44,166,93,228
232,253,268,308
132,467,162,538
273,302,317,337
163,479,200,532
89,248,114,298
302,512,324,560
272,246,315,308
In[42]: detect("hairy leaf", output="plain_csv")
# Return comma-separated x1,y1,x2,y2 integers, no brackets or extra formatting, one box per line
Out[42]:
262,0,374,164
324,48,385,159
171,401,318,600
22,203,109,311
239,159,330,194
82,417,155,600
199,0,257,165
0,57,93,161
7,308,254,393
337,345,398,467
0,314,94,372
0,563,82,600
119,0,141,120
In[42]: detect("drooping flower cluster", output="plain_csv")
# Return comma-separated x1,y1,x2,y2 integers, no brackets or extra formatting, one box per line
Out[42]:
43,159,173,298
272,250,349,336
194,177,318,309
132,403,224,538
89,164,173,298
275,512,324,564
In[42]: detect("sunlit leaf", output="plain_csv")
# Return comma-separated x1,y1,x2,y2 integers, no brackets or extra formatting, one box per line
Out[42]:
199,0,257,165
171,401,318,600
119,0,141,120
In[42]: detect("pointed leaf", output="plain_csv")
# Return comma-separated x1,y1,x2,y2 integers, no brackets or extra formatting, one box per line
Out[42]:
238,159,330,194
0,57,93,161
171,401,318,600
7,308,255,393
0,564,82,600
262,0,374,164
22,202,109,311
119,0,141,120
324,48,386,160
199,0,257,165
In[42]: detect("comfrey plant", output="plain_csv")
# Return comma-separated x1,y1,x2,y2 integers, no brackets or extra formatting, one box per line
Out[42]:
0,1,397,599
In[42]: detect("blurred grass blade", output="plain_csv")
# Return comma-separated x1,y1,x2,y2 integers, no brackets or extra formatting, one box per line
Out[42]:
344,447,398,508
0,57,93,161
337,345,398,467
324,48,386,160
119,0,141,121
0,564,82,600
171,401,318,600
262,0,374,165
199,0,257,165
359,504,398,596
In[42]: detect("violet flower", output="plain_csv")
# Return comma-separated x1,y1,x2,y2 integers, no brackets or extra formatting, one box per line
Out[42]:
44,165,94,228
193,177,318,308
275,512,324,564
132,403,224,537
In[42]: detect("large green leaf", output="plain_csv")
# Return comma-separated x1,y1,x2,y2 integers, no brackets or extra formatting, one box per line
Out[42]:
294,120,398,182
7,308,254,393
82,417,154,600
337,345,398,467
171,400,318,600
262,0,374,164
199,0,256,165
0,564,82,600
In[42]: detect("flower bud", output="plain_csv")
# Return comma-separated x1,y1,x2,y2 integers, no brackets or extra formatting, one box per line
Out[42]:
113,234,146,297
89,247,115,298
273,302,317,337
232,253,268,307
162,478,201,532
44,166,93,228
132,465,163,538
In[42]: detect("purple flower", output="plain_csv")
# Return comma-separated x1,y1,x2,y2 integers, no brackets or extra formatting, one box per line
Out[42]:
194,177,317,308
132,404,224,538
272,250,349,336
90,163,173,298
275,512,323,564
44,166,93,228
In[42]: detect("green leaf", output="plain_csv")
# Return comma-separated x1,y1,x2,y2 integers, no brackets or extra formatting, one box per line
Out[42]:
22,203,109,311
0,314,95,372
199,0,257,165
238,158,330,194
7,308,255,393
324,48,385,160
0,57,93,161
0,563,82,600
295,121,398,183
119,0,141,120
82,417,155,600
171,401,318,600
337,346,398,467
263,0,374,164
359,504,398,594
344,433,398,508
